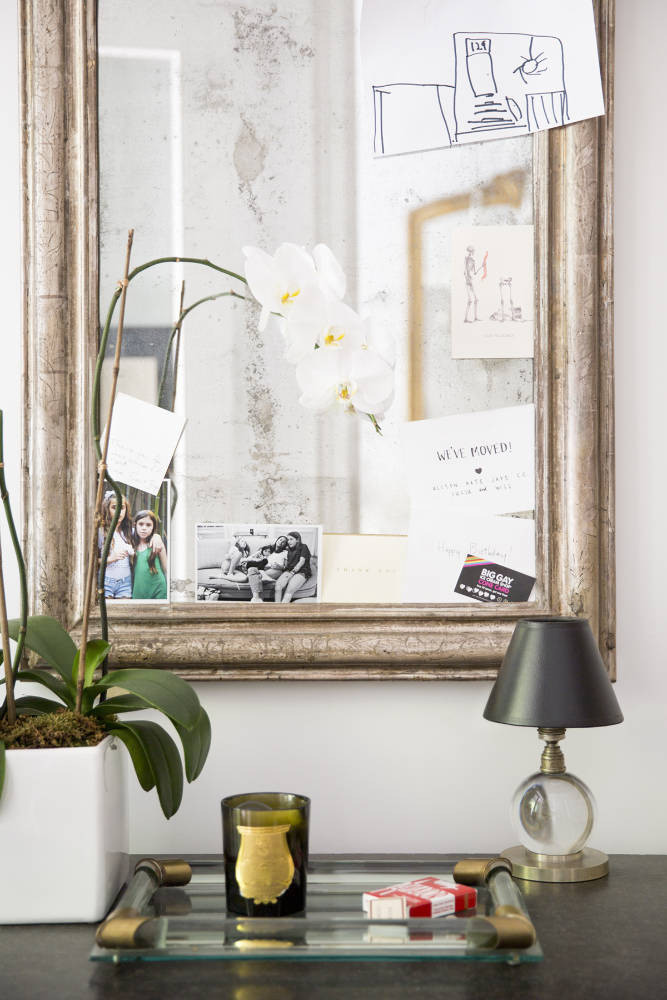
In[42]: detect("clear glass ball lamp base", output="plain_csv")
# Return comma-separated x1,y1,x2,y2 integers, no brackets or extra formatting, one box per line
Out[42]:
511,770,596,857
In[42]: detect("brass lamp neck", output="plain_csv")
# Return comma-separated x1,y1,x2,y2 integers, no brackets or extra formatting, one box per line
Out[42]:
537,727,567,774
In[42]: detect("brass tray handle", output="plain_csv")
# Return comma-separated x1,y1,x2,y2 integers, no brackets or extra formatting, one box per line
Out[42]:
135,857,192,886
454,856,536,948
96,858,192,949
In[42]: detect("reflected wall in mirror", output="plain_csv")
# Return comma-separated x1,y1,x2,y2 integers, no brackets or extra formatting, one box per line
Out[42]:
20,0,615,677
97,0,536,602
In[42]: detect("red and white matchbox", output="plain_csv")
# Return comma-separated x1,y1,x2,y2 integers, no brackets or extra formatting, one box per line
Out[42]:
362,877,477,919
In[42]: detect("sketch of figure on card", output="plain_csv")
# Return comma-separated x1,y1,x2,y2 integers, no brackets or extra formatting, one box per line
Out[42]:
464,245,488,324
452,226,534,360
490,278,524,324
372,31,568,155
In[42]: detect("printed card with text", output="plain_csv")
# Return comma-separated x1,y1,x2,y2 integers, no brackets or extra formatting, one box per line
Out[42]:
454,554,536,604
321,534,407,603
402,511,535,604
402,404,535,515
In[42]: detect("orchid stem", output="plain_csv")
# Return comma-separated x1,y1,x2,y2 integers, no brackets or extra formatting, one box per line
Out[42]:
90,252,249,649
0,413,28,705
93,257,248,451
0,411,21,724
0,536,15,725
156,289,246,410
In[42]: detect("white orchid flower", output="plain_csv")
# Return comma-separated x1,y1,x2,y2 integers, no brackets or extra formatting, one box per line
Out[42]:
362,317,396,369
243,243,325,331
284,298,364,364
296,343,394,417
313,243,346,300
244,240,394,431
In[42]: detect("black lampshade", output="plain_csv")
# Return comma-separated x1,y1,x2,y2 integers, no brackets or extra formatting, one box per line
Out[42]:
483,617,623,728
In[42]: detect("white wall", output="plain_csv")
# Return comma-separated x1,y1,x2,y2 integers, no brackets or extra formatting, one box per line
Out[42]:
1,2,665,856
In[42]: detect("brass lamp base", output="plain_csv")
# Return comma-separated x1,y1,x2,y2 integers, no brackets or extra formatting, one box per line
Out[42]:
502,845,609,883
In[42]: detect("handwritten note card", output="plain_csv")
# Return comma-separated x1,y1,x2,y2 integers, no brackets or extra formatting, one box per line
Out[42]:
402,512,535,603
401,404,535,515
106,393,185,495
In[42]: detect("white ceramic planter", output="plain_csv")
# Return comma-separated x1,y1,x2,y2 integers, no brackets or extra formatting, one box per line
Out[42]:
0,736,128,923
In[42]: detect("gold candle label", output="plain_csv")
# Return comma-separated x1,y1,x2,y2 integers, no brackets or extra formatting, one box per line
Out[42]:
235,824,295,904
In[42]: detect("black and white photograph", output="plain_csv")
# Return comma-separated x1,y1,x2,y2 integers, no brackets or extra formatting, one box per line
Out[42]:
99,479,171,603
196,523,322,603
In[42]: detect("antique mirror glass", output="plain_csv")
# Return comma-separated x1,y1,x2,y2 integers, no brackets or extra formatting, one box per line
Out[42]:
97,0,534,597
20,0,614,677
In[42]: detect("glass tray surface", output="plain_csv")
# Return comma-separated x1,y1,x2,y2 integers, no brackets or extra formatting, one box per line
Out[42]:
90,856,543,963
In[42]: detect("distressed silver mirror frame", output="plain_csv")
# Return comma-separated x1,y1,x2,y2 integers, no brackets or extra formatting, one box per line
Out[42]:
20,0,615,680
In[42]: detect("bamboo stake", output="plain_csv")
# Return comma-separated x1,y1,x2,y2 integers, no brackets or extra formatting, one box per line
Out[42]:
76,229,134,712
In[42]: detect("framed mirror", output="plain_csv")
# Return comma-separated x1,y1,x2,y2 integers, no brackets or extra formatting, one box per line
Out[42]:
20,0,615,679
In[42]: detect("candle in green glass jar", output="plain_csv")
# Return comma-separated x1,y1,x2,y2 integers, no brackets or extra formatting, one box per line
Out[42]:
222,792,310,917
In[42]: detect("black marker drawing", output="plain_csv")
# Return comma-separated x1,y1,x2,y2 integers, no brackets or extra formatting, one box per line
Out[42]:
373,31,568,155
372,82,454,155
513,37,548,84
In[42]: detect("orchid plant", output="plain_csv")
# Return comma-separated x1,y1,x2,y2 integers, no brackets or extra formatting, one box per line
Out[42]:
0,410,211,819
87,237,393,696
0,238,392,820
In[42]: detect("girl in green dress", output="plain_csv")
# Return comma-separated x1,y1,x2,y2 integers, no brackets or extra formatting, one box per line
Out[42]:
132,510,168,600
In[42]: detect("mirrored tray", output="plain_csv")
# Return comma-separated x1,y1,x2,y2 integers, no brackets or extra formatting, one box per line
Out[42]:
91,856,543,964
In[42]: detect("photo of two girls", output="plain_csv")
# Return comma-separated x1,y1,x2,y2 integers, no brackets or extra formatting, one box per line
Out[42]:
98,480,170,602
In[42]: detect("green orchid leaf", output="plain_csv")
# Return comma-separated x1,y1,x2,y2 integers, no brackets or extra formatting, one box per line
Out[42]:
109,720,184,819
13,669,73,709
0,742,5,798
8,616,77,688
71,639,110,689
107,723,155,792
14,695,68,716
91,694,150,719
92,670,200,729
173,707,211,783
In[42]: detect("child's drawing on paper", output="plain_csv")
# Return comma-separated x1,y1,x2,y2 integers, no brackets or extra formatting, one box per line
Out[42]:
361,0,604,156
454,32,567,143
452,226,534,359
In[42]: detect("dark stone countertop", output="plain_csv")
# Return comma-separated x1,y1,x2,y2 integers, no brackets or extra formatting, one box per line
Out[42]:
1,855,665,1000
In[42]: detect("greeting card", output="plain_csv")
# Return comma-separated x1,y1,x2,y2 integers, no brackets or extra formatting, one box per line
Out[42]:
401,404,535,515
402,511,535,603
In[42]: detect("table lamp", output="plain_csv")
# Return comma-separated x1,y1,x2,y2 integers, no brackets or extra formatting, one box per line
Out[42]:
483,617,623,882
